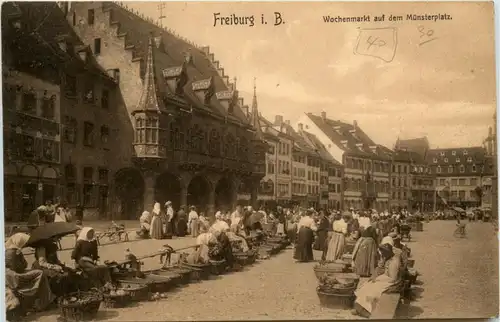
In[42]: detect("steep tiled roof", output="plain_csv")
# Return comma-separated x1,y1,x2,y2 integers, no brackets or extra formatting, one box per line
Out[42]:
300,131,342,166
280,123,316,155
395,137,429,158
427,147,489,176
306,113,389,160
101,3,250,125
392,149,427,164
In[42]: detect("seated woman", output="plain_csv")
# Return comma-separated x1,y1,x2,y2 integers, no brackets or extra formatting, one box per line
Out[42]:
137,211,151,238
188,230,216,264
32,237,79,297
5,233,55,314
71,227,112,288
227,214,250,252
208,230,235,268
352,243,402,318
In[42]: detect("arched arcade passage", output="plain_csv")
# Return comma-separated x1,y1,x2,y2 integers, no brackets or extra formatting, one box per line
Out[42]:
155,172,181,211
114,168,144,220
187,175,211,212
215,177,234,213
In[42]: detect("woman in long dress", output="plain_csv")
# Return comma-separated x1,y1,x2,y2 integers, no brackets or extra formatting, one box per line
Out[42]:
352,226,378,277
5,233,55,313
71,227,112,288
293,210,317,262
176,206,188,237
313,211,330,256
188,206,199,237
150,202,163,239
164,201,174,239
352,243,402,318
324,213,348,261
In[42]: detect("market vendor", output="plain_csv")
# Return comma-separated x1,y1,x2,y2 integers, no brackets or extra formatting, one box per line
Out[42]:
5,233,55,314
71,227,112,288
32,237,79,297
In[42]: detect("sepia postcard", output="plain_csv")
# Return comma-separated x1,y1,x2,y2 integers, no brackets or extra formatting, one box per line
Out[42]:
2,1,498,321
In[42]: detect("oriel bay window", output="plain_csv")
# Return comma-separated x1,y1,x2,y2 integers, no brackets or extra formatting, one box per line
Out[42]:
135,115,160,144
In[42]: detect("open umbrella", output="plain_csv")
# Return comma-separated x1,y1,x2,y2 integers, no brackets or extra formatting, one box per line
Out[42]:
25,222,79,248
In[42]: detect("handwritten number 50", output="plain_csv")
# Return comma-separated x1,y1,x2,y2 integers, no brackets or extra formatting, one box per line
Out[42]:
418,25,434,38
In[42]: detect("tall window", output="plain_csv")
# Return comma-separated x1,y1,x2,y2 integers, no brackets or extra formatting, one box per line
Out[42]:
94,38,101,55
22,91,37,114
101,89,109,109
83,122,95,146
65,75,77,97
83,81,95,104
83,167,94,207
88,9,95,25
209,129,220,155
41,95,55,119
100,126,109,144
64,117,77,144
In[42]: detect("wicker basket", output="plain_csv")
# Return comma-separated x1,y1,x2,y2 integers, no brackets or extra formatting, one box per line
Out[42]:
209,259,227,275
313,263,346,280
180,262,212,280
117,281,150,302
102,291,132,308
316,288,355,309
59,290,103,322
144,273,181,292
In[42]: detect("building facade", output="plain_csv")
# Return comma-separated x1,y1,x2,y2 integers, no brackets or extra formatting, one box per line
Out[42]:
67,2,266,219
299,112,390,211
427,147,490,209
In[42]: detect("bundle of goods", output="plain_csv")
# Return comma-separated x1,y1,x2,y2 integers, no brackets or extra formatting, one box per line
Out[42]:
58,289,103,322
316,275,358,309
313,261,348,280
105,261,139,280
102,287,131,308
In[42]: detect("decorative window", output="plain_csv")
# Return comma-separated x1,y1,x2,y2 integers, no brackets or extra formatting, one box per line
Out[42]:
433,158,437,163
463,150,468,155
460,165,465,173
3,85,17,110
41,94,56,119
440,151,445,156
22,90,37,114
444,158,448,163
456,158,460,163
100,126,109,144
472,165,477,172
83,81,95,104
22,135,35,159
83,122,95,146
65,75,77,97
101,89,109,109
467,157,473,163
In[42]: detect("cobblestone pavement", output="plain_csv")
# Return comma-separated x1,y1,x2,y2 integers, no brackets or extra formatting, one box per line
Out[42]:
400,220,499,319
25,220,498,321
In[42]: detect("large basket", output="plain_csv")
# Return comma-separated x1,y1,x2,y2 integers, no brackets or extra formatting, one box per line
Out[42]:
209,259,227,275
316,288,355,309
142,273,180,292
180,262,212,280
313,263,346,280
151,268,188,284
102,291,132,308
58,290,103,322
117,280,150,301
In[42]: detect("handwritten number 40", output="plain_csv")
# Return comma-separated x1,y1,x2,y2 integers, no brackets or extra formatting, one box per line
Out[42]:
366,36,386,50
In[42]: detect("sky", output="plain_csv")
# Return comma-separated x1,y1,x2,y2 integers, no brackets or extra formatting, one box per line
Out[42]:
128,1,496,149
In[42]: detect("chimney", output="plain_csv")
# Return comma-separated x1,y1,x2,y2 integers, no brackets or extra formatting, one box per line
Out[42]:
321,111,326,120
298,123,304,131
353,120,358,129
285,120,290,125
275,115,283,126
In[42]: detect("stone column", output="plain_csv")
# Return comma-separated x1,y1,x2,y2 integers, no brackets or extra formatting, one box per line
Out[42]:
207,188,216,218
143,171,156,211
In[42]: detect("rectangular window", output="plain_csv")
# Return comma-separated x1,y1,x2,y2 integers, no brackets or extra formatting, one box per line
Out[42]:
83,184,94,207
22,91,37,114
83,122,95,146
459,178,466,185
88,9,95,25
83,81,95,104
98,168,109,183
94,38,101,55
451,179,458,185
83,167,93,181
65,75,77,97
100,125,109,144
470,178,477,186
41,96,55,119
101,90,109,109
64,117,77,144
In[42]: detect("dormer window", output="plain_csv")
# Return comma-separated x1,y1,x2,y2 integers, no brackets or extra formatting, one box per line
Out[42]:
437,166,442,173
456,158,460,163
467,157,472,163
419,166,423,172
460,165,465,173
463,150,468,155
433,158,437,163
440,151,445,156
452,150,456,156
444,158,448,163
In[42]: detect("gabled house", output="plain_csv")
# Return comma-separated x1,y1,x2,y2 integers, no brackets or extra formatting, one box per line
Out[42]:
298,111,391,211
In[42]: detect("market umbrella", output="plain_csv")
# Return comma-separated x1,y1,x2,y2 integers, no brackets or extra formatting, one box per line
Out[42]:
25,222,79,248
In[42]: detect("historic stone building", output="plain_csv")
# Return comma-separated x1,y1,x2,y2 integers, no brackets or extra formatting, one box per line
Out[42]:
298,112,391,211
67,2,266,219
